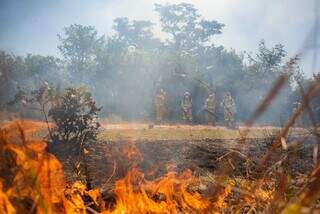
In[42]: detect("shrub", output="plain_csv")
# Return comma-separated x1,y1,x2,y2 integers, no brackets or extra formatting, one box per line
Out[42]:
48,86,101,147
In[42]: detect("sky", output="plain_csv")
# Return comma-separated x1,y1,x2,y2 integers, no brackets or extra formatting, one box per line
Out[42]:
0,0,319,75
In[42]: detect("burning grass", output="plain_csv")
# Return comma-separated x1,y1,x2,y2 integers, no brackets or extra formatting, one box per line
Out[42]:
1,120,320,213
0,121,232,213
0,121,65,213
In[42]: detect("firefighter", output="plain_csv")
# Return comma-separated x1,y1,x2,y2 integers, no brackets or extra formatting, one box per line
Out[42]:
221,92,236,128
181,91,193,123
204,93,216,125
155,89,166,124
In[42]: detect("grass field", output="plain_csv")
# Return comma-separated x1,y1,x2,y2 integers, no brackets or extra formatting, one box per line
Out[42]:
98,122,309,141
0,119,310,142
1,119,317,213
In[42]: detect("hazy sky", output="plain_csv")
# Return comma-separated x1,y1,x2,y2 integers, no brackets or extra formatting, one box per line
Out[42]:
0,0,319,75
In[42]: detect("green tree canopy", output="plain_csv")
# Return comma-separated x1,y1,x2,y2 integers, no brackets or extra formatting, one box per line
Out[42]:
155,3,224,54
112,17,160,49
58,24,105,83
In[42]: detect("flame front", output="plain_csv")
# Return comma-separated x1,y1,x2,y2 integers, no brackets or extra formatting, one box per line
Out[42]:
0,121,275,213
106,168,211,214
102,143,214,213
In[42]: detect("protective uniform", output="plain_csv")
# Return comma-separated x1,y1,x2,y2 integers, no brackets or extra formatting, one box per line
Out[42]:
204,93,215,125
181,92,193,123
221,92,236,128
155,89,166,124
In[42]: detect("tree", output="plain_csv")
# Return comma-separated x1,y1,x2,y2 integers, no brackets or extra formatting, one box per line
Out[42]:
112,17,160,49
1,3,307,126
239,41,299,124
58,24,105,83
248,40,286,75
155,3,224,54
24,54,62,86
0,51,24,109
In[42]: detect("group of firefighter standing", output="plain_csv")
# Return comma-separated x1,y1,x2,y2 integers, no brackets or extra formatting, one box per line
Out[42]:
155,89,236,128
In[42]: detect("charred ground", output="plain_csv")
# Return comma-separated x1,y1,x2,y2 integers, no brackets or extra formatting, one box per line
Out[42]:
49,123,314,186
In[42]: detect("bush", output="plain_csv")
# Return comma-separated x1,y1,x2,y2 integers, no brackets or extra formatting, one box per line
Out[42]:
48,86,101,147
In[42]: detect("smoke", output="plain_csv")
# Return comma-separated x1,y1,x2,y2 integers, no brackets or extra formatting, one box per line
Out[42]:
1,0,319,124
0,0,318,74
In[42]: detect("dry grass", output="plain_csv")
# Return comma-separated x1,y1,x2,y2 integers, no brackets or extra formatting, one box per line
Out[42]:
0,119,311,142
98,122,308,141
0,118,319,213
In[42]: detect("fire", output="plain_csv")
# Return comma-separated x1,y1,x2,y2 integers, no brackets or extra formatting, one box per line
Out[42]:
0,125,65,213
0,122,66,213
0,120,276,213
212,184,233,210
0,182,15,214
101,143,217,213
1,121,222,214
120,142,143,163
105,168,211,214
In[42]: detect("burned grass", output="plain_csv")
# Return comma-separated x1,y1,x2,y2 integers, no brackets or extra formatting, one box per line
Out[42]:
50,131,317,213
1,118,320,213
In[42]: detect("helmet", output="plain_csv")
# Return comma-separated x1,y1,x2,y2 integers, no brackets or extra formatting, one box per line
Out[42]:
127,45,136,53
184,91,190,96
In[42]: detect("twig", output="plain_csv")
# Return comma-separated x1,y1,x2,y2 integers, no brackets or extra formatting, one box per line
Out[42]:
100,160,117,191
86,206,100,214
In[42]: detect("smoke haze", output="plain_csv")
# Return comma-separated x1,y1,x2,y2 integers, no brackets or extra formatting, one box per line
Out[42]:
0,0,319,75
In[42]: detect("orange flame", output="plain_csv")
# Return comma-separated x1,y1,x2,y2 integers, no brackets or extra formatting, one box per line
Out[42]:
103,168,212,213
0,120,274,213
0,121,65,213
